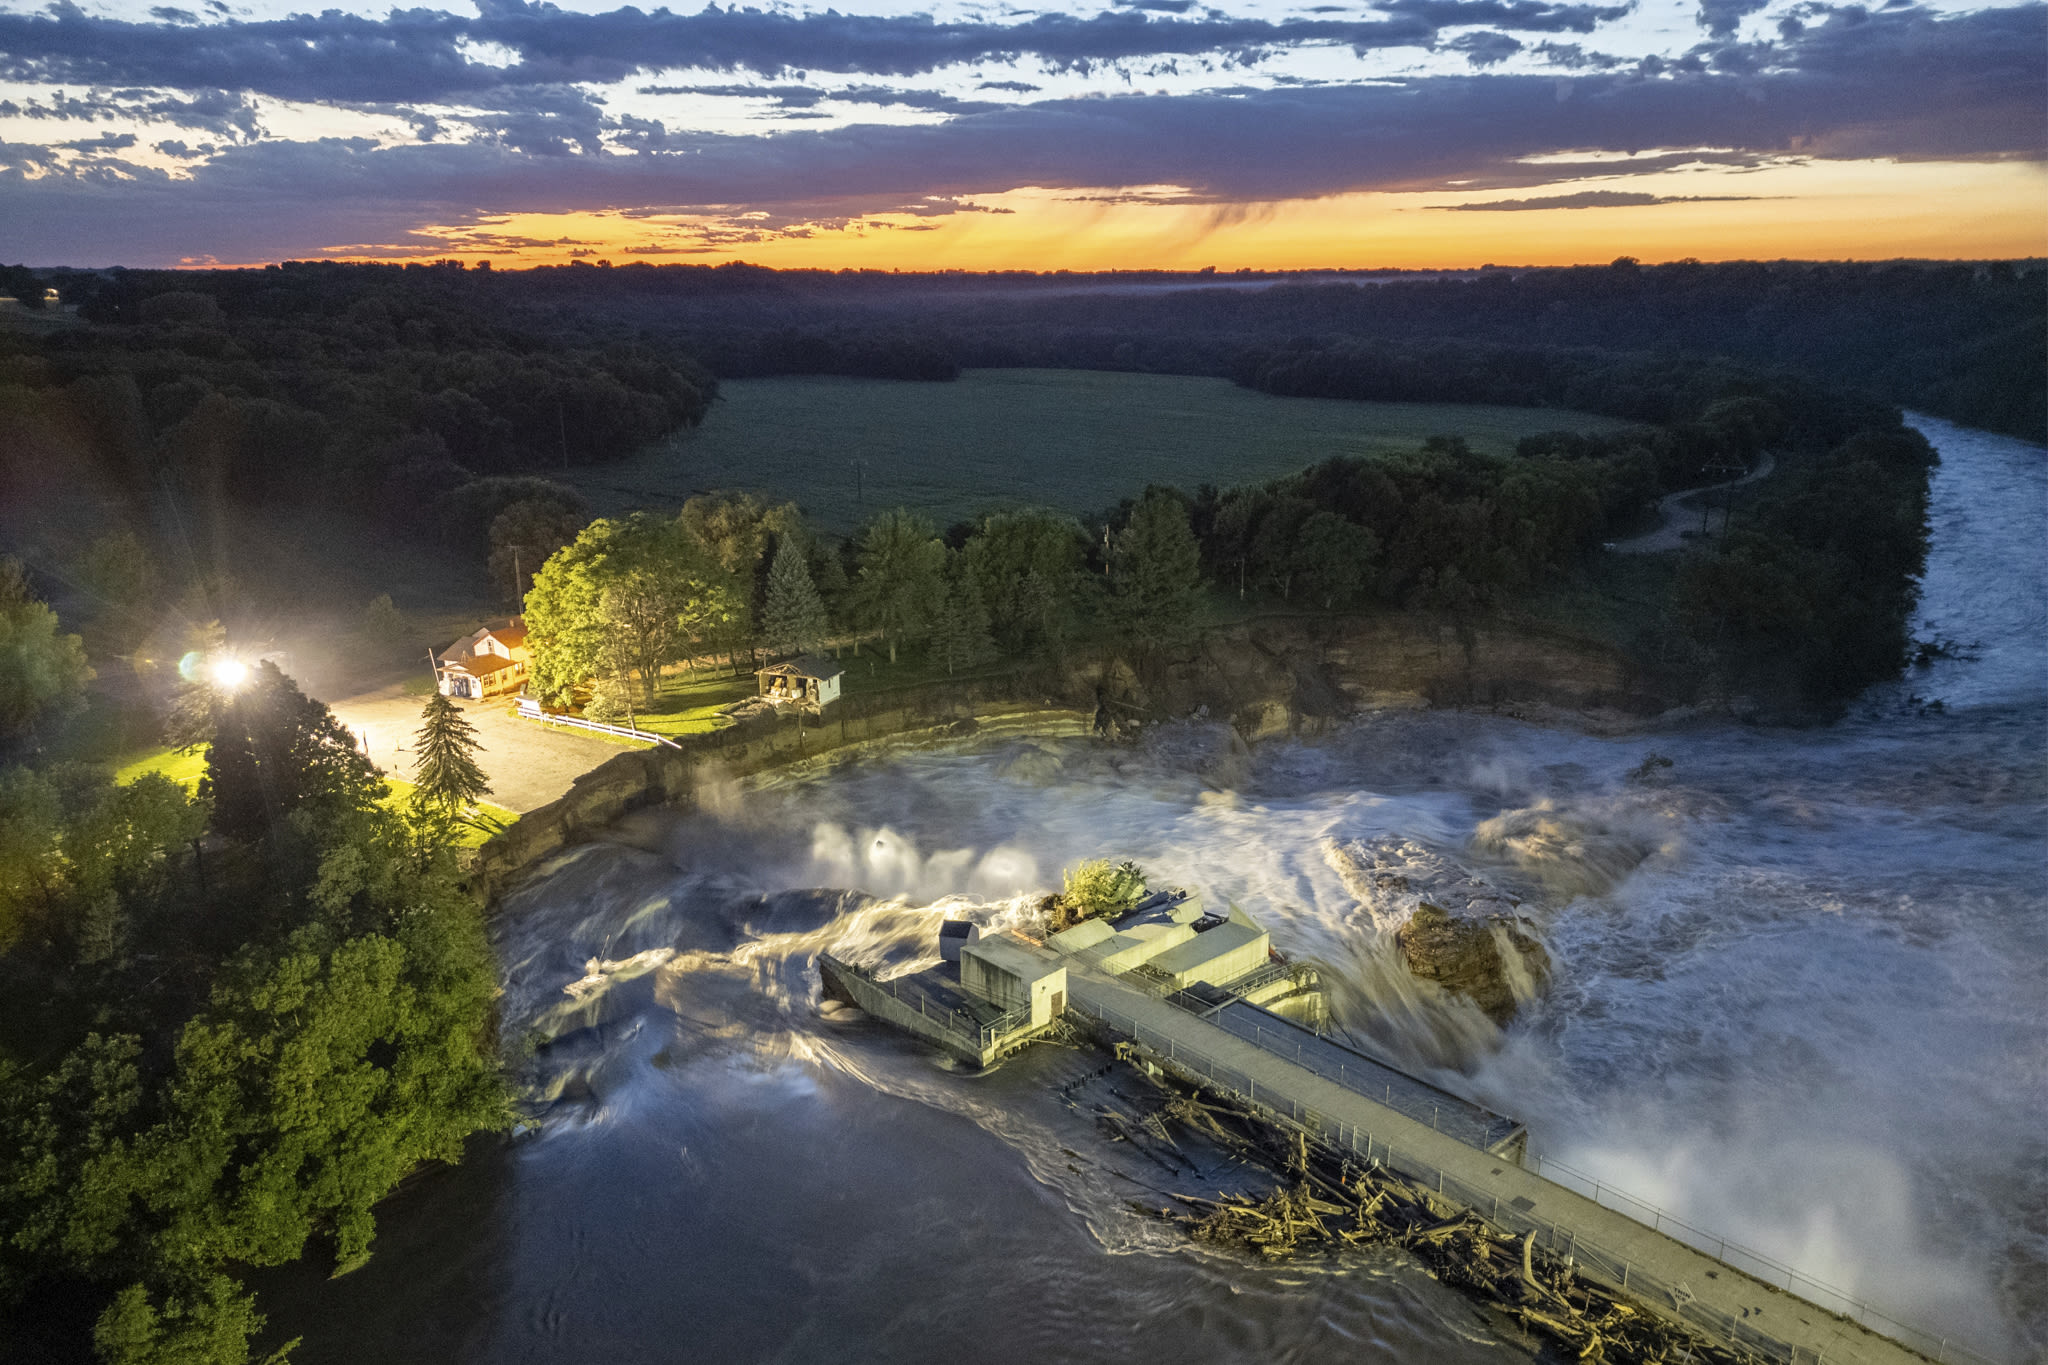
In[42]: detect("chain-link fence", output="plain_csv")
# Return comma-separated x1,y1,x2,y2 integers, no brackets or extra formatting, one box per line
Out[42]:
1071,993,2007,1365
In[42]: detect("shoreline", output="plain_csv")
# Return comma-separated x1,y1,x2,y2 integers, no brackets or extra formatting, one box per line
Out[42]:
470,609,1694,904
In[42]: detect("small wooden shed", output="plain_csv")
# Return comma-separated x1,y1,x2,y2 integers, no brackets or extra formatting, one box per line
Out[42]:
757,654,843,708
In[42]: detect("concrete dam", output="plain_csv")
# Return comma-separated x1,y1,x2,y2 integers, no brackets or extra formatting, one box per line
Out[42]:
824,892,1963,1365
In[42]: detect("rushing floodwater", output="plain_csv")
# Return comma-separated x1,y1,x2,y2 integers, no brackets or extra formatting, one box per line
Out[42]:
264,416,2046,1365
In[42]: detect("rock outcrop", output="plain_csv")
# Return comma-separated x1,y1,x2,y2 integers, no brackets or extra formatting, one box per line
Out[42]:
1393,903,1549,1027
1324,836,1550,1025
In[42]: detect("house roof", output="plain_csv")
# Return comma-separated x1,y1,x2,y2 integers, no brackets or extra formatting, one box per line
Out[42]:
758,654,843,681
441,652,521,677
441,618,528,661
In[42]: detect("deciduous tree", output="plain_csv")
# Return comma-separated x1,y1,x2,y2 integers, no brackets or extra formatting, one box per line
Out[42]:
961,509,1090,656
525,515,738,705
0,558,92,742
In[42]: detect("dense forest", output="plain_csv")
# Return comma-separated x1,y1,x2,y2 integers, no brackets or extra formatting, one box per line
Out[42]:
197,255,2037,444
0,263,713,539
13,256,2043,442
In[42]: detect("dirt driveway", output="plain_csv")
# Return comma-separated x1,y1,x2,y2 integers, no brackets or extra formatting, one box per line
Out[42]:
321,683,625,813
1609,452,1777,554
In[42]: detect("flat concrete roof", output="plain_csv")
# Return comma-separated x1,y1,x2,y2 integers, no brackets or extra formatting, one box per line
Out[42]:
962,934,1064,983
1147,921,1267,980
1048,919,1115,953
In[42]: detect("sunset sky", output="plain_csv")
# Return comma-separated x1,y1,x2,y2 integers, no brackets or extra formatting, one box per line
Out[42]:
2,0,2042,269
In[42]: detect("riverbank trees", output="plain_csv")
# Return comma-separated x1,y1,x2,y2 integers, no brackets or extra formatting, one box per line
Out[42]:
524,514,742,705
0,664,505,1365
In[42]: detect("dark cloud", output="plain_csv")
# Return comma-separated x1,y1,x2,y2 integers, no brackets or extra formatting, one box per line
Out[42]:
0,0,1629,104
1433,189,1768,207
0,85,265,140
1697,0,1770,36
636,81,1000,113
0,3,2038,265
59,130,138,151
1441,30,1525,64
1530,39,1626,67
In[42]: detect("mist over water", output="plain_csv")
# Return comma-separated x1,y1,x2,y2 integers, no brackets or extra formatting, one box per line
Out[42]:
267,417,2046,1364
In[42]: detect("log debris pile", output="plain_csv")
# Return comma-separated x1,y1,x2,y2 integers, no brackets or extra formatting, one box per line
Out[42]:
1115,1078,1761,1365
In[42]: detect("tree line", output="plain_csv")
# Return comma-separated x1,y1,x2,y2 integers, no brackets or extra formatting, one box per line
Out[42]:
559,256,2042,442
524,375,1927,712
0,262,715,549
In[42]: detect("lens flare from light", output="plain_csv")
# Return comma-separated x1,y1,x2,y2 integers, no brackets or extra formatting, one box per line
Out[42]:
210,658,249,692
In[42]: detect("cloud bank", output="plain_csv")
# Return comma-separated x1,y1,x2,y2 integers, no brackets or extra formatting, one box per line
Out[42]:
0,0,2039,263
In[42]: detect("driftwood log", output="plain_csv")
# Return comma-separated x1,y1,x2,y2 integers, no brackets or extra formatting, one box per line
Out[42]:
1108,1077,1761,1365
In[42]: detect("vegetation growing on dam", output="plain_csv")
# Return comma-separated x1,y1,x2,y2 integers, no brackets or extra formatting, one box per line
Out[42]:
0,634,507,1365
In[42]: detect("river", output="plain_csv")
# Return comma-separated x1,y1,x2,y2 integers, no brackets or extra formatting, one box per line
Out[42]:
262,415,2046,1365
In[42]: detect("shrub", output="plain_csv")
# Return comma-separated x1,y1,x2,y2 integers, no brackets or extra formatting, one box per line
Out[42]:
1052,858,1148,929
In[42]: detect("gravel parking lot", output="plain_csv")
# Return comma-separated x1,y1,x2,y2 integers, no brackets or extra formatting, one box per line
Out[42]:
321,683,626,813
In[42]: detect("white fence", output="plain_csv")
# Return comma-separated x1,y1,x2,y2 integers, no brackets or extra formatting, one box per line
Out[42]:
515,697,683,749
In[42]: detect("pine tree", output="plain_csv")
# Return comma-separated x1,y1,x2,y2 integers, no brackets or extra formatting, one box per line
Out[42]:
1109,488,1203,648
761,534,828,658
931,560,997,677
410,692,491,815
849,509,945,663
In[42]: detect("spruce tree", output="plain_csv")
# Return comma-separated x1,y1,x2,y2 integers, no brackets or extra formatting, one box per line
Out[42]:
931,560,997,677
410,692,491,815
1109,488,1203,647
762,534,828,658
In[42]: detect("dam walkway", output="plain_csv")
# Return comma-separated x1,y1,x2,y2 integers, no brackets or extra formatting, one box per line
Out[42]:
1065,965,1960,1365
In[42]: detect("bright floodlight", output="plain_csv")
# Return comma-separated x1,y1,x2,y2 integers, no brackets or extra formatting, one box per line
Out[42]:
210,657,249,691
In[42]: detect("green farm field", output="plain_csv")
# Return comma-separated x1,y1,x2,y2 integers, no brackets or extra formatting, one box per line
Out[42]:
570,369,1630,533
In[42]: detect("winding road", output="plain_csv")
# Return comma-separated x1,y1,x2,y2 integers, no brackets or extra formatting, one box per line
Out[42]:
1609,452,1777,554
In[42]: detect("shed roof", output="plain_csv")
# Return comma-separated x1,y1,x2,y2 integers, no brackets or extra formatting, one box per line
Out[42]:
758,654,844,681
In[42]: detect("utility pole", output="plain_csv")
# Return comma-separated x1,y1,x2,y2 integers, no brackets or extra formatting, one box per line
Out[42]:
850,457,868,512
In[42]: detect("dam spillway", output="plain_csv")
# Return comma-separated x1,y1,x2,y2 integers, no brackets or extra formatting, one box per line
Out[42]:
830,902,1952,1365
1062,960,1939,1365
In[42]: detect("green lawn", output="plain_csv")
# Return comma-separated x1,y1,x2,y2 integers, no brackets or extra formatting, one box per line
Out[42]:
570,369,1629,533
113,747,208,791
115,746,514,847
630,669,754,738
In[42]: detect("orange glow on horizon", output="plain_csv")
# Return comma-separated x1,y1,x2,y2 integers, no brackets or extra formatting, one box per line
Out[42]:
287,157,2045,272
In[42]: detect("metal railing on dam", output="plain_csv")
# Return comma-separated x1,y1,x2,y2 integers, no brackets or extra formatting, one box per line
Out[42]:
1170,991,1523,1154
1070,989,2008,1365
